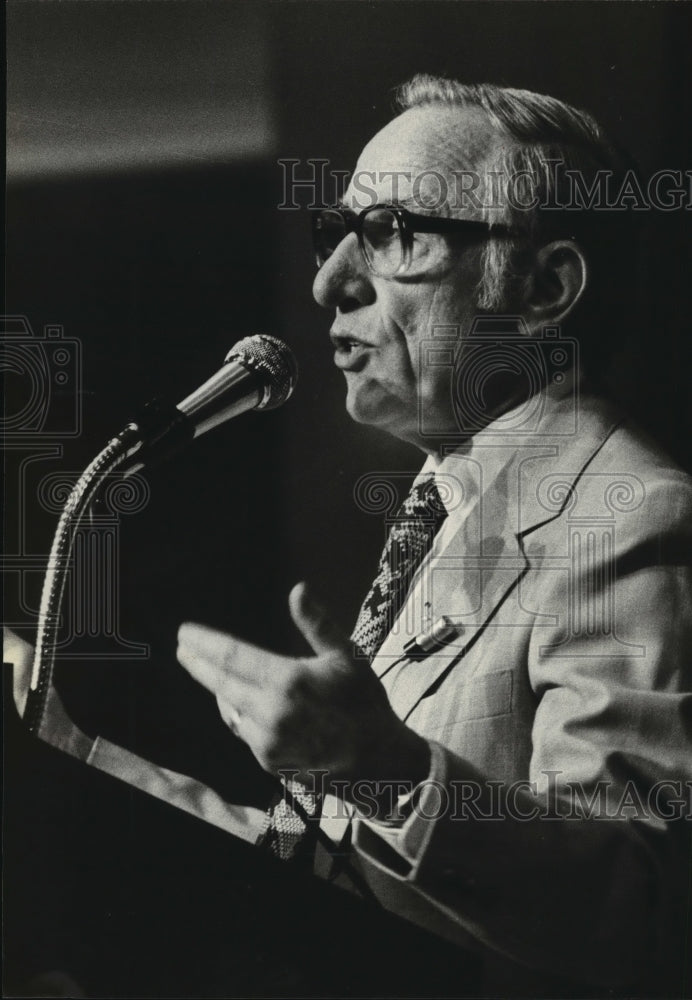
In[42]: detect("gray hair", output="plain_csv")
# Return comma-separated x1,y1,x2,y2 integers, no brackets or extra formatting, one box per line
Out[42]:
395,74,634,311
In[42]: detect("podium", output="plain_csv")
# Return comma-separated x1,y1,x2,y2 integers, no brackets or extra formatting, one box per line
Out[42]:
3,678,482,998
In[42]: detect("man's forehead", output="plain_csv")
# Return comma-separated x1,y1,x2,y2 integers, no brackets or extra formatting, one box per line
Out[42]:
343,104,503,211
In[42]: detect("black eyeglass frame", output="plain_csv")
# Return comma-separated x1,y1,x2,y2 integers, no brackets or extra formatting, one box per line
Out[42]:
311,203,521,276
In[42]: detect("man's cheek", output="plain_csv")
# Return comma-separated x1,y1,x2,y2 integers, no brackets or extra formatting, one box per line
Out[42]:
420,366,457,430
345,375,384,418
346,375,403,424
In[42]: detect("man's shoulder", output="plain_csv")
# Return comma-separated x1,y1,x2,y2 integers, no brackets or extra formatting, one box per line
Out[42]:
573,402,692,535
507,393,692,537
593,410,692,491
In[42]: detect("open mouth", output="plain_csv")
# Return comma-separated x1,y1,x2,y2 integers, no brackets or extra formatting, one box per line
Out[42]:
331,334,370,369
331,330,363,349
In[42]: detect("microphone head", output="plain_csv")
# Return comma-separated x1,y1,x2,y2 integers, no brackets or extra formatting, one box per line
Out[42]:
225,334,298,410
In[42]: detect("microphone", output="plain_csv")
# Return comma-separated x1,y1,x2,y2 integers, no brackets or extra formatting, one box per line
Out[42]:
120,334,298,474
25,335,297,727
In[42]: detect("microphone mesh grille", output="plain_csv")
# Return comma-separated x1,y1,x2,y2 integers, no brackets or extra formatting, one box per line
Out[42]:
225,335,298,410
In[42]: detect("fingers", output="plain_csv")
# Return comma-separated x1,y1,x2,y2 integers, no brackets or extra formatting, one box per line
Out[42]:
218,698,242,736
177,621,240,671
175,633,252,704
288,581,349,655
177,597,355,777
176,636,220,693
214,691,281,772
176,622,281,689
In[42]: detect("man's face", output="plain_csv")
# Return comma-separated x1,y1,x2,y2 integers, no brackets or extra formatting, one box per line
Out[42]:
312,105,505,453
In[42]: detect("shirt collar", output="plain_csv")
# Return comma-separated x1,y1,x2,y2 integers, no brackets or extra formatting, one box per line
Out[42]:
419,371,582,517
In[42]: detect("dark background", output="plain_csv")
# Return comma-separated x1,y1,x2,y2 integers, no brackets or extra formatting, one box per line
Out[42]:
4,1,692,994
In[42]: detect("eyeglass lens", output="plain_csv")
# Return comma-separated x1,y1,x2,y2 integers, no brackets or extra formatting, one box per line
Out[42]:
314,208,405,276
360,208,404,275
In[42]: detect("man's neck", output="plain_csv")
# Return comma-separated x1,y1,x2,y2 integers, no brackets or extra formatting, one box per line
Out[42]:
422,367,584,464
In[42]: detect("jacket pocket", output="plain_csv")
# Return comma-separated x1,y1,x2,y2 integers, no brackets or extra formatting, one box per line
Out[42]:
422,669,513,730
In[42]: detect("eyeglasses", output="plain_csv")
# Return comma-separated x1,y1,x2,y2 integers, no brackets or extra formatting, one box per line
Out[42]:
312,204,519,278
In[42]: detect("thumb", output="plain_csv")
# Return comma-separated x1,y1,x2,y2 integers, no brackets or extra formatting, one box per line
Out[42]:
288,582,349,655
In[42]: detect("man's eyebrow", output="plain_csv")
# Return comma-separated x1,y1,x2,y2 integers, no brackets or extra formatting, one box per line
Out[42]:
392,196,419,211
335,196,441,216
336,197,416,211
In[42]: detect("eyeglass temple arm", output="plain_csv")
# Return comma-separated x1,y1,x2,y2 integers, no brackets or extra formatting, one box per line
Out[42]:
403,214,517,237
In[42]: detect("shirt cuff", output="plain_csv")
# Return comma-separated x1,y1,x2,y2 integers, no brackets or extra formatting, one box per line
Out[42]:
355,740,446,866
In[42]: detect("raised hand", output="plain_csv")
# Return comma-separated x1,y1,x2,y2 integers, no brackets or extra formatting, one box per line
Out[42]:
176,582,429,795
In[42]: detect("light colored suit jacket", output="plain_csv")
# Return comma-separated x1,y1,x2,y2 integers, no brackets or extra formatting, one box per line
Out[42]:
319,388,692,990
21,387,692,991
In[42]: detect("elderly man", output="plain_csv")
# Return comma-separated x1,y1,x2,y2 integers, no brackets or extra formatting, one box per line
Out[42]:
8,76,692,993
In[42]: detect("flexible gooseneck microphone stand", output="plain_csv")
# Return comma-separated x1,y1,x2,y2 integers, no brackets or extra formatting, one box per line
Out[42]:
24,334,298,736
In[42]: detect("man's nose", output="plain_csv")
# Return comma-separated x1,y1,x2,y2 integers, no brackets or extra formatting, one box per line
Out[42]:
312,233,375,311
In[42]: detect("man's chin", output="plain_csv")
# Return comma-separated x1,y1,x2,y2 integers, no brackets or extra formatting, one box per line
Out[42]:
346,399,472,453
345,393,400,430
345,400,429,452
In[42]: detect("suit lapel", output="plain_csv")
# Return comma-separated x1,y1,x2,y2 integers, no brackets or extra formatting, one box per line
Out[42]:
374,391,624,723
375,461,530,721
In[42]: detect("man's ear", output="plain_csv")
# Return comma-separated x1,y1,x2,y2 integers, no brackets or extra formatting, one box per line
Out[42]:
523,240,589,331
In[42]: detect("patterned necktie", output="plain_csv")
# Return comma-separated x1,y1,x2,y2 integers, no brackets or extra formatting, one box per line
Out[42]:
351,475,448,660
260,776,321,862
260,476,447,862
